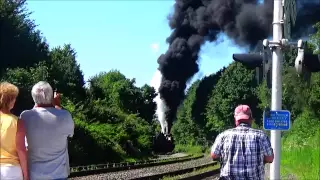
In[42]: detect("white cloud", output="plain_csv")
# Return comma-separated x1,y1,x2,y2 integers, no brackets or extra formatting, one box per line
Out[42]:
150,43,160,53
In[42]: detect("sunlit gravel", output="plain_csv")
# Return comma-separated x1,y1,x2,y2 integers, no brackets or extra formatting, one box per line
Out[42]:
69,156,212,180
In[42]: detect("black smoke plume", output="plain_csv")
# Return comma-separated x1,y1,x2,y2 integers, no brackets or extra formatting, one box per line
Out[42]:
157,0,320,134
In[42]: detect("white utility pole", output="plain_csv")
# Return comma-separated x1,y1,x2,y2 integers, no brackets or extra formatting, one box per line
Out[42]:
270,0,283,179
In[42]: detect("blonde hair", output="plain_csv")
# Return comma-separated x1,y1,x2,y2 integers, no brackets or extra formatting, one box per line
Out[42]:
0,82,19,110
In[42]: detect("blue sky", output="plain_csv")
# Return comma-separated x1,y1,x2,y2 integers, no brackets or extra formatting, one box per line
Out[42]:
27,0,246,87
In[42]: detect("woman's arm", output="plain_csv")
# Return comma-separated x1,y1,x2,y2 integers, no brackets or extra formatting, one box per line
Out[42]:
16,120,29,180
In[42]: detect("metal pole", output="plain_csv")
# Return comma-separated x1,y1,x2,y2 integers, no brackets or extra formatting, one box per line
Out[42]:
270,0,283,179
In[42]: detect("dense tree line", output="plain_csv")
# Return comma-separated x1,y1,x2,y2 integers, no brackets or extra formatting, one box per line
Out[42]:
172,22,320,175
0,0,159,166
172,22,320,155
1,1,319,173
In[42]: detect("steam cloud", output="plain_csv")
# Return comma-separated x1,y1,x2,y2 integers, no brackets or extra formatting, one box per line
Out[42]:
150,70,167,134
155,0,320,135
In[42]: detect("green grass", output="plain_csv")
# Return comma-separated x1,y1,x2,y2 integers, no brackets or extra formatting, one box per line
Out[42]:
281,129,320,180
280,110,320,180
174,144,208,156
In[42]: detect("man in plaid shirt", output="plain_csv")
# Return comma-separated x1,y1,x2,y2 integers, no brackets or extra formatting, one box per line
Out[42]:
211,105,274,180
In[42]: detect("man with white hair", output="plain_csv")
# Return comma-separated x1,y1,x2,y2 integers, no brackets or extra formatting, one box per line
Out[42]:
20,81,74,180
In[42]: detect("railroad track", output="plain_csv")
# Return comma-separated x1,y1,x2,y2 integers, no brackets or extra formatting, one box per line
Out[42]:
132,162,219,180
69,156,218,180
71,153,190,173
178,169,220,180
69,154,203,178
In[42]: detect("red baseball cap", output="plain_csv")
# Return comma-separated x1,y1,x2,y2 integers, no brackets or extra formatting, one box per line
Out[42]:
234,105,252,124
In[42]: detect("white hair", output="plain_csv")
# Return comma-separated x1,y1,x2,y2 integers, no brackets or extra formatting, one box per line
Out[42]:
31,81,53,105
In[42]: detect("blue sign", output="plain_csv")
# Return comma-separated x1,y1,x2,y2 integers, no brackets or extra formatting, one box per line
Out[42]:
263,110,291,131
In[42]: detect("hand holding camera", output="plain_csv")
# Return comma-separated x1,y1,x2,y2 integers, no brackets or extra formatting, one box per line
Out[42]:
53,92,62,109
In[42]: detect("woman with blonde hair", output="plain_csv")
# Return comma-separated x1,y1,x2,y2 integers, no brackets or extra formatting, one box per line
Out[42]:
0,82,28,180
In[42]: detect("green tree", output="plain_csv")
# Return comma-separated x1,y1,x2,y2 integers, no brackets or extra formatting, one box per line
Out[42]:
205,62,261,138
0,0,49,74
310,22,320,54
88,70,156,122
1,62,50,115
172,80,204,145
137,84,157,122
307,22,320,115
172,68,225,145
49,44,86,102
88,70,134,106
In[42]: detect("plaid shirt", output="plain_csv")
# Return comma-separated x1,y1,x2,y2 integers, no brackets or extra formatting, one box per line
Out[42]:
211,123,273,180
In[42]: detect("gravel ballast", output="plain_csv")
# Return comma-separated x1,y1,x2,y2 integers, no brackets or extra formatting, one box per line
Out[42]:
153,152,188,160
69,156,212,180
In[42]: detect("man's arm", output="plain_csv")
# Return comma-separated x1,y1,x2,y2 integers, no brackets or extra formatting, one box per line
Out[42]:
210,133,223,160
65,112,75,138
69,117,75,138
53,92,74,137
261,133,274,164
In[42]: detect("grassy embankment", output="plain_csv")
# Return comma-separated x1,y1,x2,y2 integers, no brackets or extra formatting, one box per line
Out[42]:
280,111,320,180
173,111,320,180
173,144,210,156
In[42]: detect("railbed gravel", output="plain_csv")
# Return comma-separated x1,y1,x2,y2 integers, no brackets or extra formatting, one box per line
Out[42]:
153,152,188,160
69,156,212,180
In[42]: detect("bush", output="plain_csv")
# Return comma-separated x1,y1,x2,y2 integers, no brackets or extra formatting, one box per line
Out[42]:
282,110,320,149
281,110,320,179
174,144,207,155
63,98,154,166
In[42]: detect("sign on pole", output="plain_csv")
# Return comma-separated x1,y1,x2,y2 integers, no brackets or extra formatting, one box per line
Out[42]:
263,110,291,131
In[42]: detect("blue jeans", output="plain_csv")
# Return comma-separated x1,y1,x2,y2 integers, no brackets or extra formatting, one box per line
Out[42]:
54,178,67,180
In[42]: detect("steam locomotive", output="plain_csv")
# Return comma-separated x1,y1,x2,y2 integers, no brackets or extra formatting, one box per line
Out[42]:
152,132,175,154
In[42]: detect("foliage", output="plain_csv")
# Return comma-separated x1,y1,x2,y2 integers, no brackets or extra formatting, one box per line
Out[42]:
173,144,205,155
172,80,204,145
0,0,49,75
88,70,156,123
172,20,320,178
205,62,261,138
49,44,86,102
172,69,225,145
1,62,50,114
0,0,157,166
281,109,320,179
63,98,154,165
311,22,320,54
